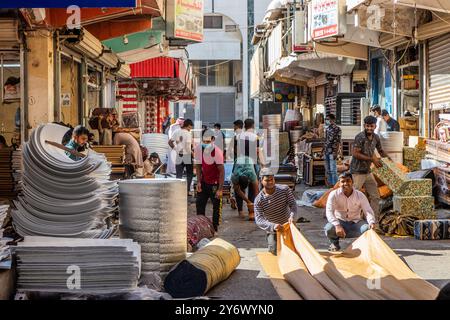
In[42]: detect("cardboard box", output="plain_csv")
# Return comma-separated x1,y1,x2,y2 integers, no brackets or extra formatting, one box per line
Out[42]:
408,136,426,149
0,269,15,300
404,79,419,90
393,195,435,216
399,117,419,130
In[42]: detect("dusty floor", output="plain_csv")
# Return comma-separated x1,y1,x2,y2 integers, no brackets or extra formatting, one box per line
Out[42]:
188,184,450,300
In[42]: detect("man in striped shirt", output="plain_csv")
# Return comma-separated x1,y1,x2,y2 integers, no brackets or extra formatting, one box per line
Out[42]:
254,168,298,255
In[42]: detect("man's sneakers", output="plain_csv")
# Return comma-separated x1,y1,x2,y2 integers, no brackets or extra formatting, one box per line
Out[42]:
328,243,341,252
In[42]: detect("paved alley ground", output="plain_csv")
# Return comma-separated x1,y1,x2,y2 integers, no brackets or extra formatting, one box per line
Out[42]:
188,184,450,300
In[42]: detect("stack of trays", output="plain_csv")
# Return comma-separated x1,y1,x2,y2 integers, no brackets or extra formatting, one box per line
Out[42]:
12,149,22,193
142,134,169,163
10,123,118,239
13,236,141,294
262,114,282,130
91,145,126,179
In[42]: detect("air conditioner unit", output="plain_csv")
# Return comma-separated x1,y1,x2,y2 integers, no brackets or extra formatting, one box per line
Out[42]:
225,25,238,32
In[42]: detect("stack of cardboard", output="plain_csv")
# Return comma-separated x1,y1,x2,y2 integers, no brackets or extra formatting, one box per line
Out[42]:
91,145,126,180
0,149,18,200
372,158,435,218
399,117,419,146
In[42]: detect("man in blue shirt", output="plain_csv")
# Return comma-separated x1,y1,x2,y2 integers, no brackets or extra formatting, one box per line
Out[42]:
65,125,89,161
381,110,400,132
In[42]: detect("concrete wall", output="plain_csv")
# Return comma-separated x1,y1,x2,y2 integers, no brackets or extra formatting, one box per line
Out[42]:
60,57,80,126
26,30,54,134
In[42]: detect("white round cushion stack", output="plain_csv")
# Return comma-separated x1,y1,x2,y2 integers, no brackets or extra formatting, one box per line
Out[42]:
142,134,169,163
379,131,404,164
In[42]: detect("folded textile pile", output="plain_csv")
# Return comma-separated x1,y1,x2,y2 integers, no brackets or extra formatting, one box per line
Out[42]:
403,147,427,172
372,158,435,218
10,123,118,238
12,236,140,293
414,219,450,240
187,215,215,250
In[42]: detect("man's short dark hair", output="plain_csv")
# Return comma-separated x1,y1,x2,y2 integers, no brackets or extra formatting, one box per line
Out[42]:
73,125,89,137
244,118,255,130
381,110,389,117
183,119,194,128
370,105,381,114
327,114,336,121
150,152,159,159
233,120,243,129
214,123,221,129
339,171,353,181
364,115,378,125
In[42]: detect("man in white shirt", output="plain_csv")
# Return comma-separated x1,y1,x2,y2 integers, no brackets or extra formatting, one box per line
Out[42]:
370,105,387,135
324,171,376,252
169,119,194,194
167,117,184,174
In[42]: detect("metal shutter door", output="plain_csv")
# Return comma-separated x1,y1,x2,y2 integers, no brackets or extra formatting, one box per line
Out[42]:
429,34,450,110
200,93,235,128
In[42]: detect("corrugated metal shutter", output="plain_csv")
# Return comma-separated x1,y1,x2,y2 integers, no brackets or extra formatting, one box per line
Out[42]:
200,93,235,128
429,34,450,110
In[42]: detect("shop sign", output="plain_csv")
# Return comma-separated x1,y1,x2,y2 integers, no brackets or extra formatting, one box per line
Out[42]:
311,0,339,40
61,93,71,107
272,82,297,103
293,10,313,53
346,0,366,12
1,0,136,8
167,0,204,42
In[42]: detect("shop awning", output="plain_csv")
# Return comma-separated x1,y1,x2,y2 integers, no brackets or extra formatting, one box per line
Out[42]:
44,0,162,27
130,57,195,99
395,0,450,14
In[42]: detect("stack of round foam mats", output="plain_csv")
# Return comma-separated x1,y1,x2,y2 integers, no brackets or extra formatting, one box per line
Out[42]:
142,134,169,163
164,238,240,298
187,215,215,250
10,123,118,239
119,179,187,280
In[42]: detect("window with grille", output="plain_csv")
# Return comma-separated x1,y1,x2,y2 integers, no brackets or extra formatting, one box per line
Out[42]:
192,60,234,87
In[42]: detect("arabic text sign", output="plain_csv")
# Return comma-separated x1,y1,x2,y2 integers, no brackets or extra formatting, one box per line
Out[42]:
0,0,136,8
312,0,339,40
174,0,204,42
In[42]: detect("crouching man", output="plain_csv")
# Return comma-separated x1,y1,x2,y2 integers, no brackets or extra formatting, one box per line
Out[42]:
325,172,376,252
254,168,298,255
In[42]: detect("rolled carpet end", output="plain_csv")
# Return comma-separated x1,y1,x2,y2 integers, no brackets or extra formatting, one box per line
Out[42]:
164,238,240,298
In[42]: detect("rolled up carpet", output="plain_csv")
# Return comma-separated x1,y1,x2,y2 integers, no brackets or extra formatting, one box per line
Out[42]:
164,238,240,298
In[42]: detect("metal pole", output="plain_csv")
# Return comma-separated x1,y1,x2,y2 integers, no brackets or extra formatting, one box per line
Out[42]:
1,54,4,104
54,30,62,122
20,37,28,143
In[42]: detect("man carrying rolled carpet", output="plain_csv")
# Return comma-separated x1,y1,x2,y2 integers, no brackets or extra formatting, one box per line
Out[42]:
325,172,376,252
254,168,298,255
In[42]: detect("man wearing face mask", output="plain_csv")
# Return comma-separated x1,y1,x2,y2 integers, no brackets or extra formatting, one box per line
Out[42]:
350,116,389,222
194,129,225,233
323,114,341,186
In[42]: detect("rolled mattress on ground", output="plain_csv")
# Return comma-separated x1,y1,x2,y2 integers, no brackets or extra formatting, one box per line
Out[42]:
164,238,240,298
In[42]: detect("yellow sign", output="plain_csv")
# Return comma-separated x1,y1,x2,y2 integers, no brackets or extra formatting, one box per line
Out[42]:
174,0,204,42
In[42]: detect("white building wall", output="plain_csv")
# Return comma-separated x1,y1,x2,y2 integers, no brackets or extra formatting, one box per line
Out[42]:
185,0,274,127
